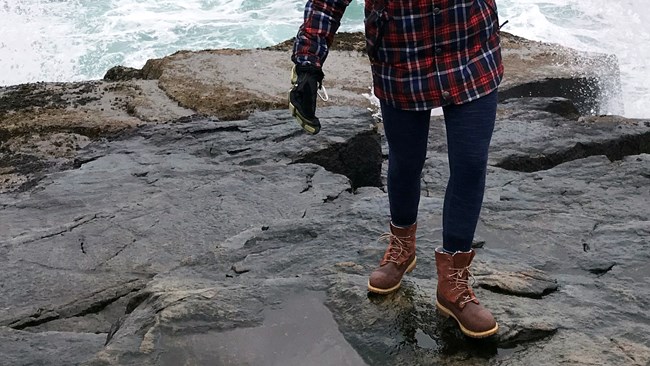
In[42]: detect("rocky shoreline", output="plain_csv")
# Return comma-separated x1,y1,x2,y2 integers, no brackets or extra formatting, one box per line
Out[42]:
1,32,649,365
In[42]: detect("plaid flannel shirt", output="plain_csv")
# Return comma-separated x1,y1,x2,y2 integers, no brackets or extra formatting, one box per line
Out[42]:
292,0,504,111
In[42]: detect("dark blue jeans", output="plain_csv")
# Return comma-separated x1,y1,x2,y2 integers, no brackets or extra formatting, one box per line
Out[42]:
381,90,497,252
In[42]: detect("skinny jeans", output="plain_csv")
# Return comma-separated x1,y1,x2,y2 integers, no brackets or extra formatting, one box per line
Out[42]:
381,90,497,252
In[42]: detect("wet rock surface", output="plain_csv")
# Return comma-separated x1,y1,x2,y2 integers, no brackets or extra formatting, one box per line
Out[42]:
2,34,650,365
1,99,649,365
0,80,194,193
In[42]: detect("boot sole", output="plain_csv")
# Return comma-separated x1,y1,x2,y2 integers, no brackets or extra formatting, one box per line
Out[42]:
366,256,417,294
435,300,499,338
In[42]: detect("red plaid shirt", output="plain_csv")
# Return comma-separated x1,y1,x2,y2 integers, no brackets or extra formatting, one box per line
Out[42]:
292,0,504,111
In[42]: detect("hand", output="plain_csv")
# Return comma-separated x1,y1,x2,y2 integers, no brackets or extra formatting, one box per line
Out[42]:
289,64,326,135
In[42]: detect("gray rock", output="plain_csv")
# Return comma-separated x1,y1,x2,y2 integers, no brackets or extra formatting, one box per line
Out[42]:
472,263,558,299
0,327,105,366
103,66,143,81
1,59,649,365
501,97,581,120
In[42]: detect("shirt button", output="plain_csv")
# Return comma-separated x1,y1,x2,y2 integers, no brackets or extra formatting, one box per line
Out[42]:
433,7,440,14
442,91,451,99
435,47,442,55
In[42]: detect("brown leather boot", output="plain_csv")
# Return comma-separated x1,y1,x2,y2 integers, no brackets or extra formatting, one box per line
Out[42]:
367,222,417,294
435,248,498,338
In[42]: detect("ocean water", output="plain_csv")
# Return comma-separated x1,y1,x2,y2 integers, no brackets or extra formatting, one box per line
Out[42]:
1,0,648,118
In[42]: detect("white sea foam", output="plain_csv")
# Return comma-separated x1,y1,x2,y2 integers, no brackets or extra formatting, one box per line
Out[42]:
0,0,648,117
0,1,85,85
0,0,309,85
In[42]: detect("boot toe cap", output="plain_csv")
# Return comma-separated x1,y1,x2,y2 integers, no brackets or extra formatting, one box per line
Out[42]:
461,304,498,335
368,269,400,293
368,271,392,289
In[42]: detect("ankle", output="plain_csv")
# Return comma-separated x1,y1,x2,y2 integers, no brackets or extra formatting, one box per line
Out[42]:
439,246,472,255
390,220,416,229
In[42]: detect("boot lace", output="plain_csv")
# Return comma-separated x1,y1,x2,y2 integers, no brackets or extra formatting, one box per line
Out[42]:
448,265,478,306
378,232,408,264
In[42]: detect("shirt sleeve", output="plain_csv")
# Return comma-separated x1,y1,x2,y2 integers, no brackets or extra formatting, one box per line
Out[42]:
291,0,352,67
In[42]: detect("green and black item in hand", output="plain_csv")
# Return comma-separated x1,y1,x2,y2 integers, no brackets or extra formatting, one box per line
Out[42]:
289,64,327,135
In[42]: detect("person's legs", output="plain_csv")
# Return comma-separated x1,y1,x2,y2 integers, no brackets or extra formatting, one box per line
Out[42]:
381,101,431,226
367,101,430,294
435,90,499,338
442,90,498,252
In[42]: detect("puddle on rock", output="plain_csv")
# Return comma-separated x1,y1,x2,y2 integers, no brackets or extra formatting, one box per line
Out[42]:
366,284,500,360
414,328,438,350
158,291,367,366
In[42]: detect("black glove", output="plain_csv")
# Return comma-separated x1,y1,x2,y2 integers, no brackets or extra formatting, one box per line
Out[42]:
289,64,326,135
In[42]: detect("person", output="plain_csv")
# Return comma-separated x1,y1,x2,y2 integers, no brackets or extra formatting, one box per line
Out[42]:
289,0,503,338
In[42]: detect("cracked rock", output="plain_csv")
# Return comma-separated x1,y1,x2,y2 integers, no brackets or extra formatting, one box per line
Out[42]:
473,264,558,299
